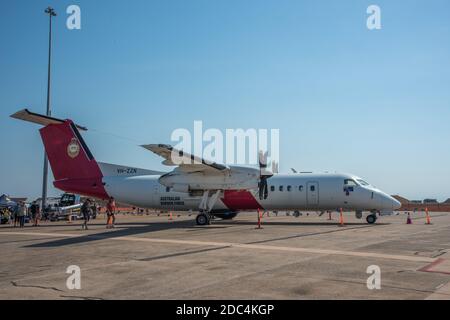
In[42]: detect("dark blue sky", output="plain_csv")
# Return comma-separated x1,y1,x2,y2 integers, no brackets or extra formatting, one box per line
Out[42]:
1,0,450,200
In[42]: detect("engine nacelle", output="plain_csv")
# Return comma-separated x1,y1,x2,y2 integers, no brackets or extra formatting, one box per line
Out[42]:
171,184,189,193
159,166,259,191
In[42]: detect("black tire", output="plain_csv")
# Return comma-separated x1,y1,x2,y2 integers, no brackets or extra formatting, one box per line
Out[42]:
196,213,210,226
366,214,377,224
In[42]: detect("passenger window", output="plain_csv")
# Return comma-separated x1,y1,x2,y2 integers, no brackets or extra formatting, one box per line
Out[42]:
279,186,283,192
270,186,275,192
299,185,303,192
310,185,315,192
287,186,292,192
166,187,170,192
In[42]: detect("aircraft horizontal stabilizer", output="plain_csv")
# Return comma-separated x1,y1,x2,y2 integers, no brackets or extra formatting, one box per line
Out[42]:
10,109,87,131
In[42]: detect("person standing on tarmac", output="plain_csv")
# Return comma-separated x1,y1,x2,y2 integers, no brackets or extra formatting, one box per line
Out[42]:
30,201,40,226
106,197,116,229
81,199,92,230
16,201,27,228
12,205,18,227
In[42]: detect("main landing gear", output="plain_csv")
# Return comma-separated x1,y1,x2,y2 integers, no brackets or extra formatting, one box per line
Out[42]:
195,190,221,226
196,212,212,226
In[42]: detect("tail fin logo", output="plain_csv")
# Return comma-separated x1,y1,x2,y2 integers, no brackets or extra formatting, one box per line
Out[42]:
67,138,81,159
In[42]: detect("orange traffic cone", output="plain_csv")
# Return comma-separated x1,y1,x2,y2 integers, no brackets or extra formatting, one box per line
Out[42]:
425,208,432,225
339,208,345,227
169,212,173,221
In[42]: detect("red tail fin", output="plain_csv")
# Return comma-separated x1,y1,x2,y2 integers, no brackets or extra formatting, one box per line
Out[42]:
11,109,109,199
40,120,100,181
40,121,108,199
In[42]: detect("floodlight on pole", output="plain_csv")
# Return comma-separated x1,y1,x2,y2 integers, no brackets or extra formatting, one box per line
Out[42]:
41,7,57,213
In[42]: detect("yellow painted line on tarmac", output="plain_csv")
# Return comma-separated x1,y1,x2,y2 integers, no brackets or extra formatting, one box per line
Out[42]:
1,231,436,263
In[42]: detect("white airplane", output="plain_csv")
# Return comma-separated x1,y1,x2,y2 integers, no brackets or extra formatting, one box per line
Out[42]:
11,109,401,225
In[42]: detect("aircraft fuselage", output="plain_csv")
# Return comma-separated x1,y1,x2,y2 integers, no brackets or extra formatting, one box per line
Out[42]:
101,172,400,213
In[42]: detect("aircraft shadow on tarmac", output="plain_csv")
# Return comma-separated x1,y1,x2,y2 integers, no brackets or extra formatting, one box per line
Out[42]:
214,220,386,227
24,220,196,248
23,219,386,248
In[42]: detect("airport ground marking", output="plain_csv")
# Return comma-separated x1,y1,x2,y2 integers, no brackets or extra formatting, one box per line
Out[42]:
419,258,450,275
425,280,450,300
0,231,437,263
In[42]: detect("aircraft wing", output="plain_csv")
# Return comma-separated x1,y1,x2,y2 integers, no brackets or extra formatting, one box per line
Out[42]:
141,144,229,173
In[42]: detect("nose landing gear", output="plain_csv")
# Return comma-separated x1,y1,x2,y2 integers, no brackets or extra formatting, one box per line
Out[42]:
355,210,363,219
366,213,377,224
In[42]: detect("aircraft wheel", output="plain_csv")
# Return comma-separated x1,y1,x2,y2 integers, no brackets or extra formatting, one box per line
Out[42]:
366,214,377,224
355,210,363,219
196,213,210,226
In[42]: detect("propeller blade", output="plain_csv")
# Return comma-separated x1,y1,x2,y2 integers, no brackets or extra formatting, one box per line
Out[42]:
263,179,268,199
258,181,264,200
259,176,269,200
257,150,273,200
258,150,268,168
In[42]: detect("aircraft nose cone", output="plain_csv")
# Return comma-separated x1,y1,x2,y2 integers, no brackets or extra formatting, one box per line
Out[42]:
384,195,401,210
380,194,401,210
392,197,401,210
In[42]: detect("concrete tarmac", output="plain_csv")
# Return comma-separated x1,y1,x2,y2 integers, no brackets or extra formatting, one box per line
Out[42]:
1,211,449,300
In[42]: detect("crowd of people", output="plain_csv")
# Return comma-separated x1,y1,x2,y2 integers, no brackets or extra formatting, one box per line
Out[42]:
0,201,36,228
0,197,117,230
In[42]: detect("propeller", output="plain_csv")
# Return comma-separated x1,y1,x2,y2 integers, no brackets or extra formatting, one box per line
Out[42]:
258,151,274,200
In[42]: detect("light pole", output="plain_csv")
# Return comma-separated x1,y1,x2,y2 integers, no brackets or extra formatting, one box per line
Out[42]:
41,7,56,213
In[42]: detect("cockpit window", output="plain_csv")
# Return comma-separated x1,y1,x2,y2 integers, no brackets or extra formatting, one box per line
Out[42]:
344,179,357,186
356,179,370,186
